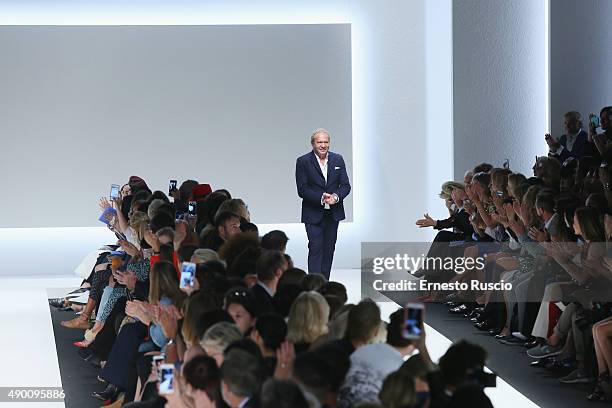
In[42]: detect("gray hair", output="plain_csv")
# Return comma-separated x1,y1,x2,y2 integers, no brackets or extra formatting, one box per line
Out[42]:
310,128,331,144
200,321,242,355
564,111,583,127
147,199,165,219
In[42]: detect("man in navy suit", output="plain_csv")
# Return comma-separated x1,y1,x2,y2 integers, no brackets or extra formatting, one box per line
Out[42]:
295,128,351,279
546,111,597,162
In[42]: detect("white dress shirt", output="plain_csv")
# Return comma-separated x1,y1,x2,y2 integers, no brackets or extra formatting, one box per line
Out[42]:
315,151,332,209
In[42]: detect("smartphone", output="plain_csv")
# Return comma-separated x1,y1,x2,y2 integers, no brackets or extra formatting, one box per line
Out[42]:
169,180,177,195
188,201,197,216
153,354,165,377
158,364,174,394
590,114,600,128
502,159,510,170
403,303,424,339
180,262,196,289
110,184,120,200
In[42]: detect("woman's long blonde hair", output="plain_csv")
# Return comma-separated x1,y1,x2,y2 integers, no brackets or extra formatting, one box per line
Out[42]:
286,291,330,344
148,261,186,306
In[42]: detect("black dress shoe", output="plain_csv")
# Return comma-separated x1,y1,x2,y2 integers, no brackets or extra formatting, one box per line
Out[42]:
474,320,492,331
524,338,543,349
449,304,470,314
488,329,501,336
465,310,480,319
92,384,120,401
530,357,551,368
494,333,510,340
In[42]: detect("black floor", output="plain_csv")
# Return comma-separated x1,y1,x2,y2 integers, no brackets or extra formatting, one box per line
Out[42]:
404,301,604,408
50,307,103,408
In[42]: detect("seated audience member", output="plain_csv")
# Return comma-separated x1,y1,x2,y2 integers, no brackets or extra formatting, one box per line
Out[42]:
200,322,243,367
157,355,223,408
200,211,242,251
260,379,309,408
416,181,473,242
301,273,327,291
330,298,381,356
311,343,352,407
547,111,595,162
338,309,430,408
261,230,290,252
276,267,307,290
220,349,266,408
250,314,288,375
293,350,335,406
591,106,612,155
429,340,489,408
223,287,258,335
249,250,288,315
191,248,222,264
378,370,416,408
216,198,250,223
448,385,494,408
286,291,330,353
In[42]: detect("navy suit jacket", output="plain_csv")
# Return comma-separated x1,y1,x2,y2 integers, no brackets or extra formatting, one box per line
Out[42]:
296,150,351,224
550,130,596,162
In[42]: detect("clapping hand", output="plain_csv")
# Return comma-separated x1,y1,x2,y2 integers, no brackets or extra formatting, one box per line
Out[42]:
323,193,336,205
118,239,139,257
545,133,559,149
99,197,111,211
274,341,295,379
157,304,183,339
415,214,436,228
528,227,547,242
114,270,137,291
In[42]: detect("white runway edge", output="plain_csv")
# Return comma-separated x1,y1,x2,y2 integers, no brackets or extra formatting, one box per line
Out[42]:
0,271,539,408
0,276,81,408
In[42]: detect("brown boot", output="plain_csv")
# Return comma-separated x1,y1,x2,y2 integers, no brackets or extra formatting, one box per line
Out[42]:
61,298,94,330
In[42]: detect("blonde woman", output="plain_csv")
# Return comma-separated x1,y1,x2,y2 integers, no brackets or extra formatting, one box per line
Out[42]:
200,321,242,367
286,291,330,353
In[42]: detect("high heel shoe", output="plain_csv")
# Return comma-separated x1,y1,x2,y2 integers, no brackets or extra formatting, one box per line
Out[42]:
92,383,120,401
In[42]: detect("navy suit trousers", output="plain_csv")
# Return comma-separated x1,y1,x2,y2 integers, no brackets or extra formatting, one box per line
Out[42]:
305,210,339,280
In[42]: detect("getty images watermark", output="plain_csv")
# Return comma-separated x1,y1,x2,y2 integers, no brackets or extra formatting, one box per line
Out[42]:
361,242,513,302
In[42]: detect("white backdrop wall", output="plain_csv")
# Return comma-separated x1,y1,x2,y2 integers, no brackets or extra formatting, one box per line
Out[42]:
452,0,548,178
0,0,454,276
0,24,353,227
550,0,612,137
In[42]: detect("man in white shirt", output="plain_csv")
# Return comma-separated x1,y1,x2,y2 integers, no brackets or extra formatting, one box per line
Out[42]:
295,129,351,279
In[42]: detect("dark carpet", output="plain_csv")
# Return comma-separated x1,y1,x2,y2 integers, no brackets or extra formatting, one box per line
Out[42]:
50,307,103,408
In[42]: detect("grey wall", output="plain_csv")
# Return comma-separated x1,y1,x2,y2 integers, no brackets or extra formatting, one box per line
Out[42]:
0,24,352,227
453,0,548,177
550,0,612,136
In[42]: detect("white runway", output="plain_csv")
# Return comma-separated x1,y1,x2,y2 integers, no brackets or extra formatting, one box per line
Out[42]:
0,271,538,408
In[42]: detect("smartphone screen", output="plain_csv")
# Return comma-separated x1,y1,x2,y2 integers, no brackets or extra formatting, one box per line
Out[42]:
110,184,120,200
403,303,424,339
158,364,174,394
188,201,197,216
169,180,177,195
153,355,165,378
180,262,196,289
591,115,600,128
